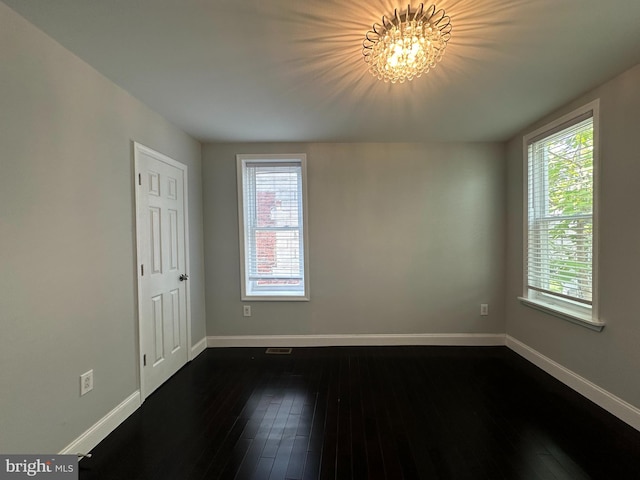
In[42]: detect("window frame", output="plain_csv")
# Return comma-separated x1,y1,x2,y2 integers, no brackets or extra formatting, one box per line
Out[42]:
520,100,604,331
236,153,310,301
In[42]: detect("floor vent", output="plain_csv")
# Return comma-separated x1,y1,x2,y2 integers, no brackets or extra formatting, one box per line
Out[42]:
265,347,292,355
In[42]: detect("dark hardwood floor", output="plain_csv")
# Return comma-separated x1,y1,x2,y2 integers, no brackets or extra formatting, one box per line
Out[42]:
79,347,640,479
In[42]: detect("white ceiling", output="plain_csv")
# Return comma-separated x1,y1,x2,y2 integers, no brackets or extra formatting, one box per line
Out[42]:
4,0,640,143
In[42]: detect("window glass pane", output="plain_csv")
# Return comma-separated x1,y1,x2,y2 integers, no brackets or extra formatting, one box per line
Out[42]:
527,116,593,305
254,230,301,280
238,155,308,299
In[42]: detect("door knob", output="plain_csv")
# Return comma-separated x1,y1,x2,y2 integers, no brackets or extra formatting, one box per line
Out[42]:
179,274,189,281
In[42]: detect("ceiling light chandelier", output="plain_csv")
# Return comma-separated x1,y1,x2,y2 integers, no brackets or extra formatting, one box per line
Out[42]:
363,3,452,83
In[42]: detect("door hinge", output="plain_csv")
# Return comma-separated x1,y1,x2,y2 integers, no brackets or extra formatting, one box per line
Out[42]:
141,264,144,276
138,173,142,186
143,354,147,367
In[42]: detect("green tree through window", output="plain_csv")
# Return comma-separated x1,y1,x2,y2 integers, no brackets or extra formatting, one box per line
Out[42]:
546,124,593,301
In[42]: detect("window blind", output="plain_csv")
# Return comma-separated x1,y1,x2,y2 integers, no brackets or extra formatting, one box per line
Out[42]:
527,115,594,305
242,161,305,295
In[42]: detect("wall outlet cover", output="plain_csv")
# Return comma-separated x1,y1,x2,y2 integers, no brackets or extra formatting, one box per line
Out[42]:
80,370,94,396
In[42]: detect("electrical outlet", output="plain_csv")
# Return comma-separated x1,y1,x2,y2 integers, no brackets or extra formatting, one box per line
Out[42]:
243,305,251,317
80,370,93,396
480,304,489,316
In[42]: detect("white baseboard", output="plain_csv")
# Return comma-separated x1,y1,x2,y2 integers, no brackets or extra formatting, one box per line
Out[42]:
59,391,141,456
506,335,640,432
190,337,207,359
207,333,506,348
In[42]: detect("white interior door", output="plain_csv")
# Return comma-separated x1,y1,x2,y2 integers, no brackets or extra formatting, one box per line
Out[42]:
134,143,190,398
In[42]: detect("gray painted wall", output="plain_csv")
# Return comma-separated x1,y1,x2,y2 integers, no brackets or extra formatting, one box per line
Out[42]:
505,64,640,410
203,142,506,337
0,3,206,453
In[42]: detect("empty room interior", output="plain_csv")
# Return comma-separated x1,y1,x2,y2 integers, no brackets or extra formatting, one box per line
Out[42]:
2,0,640,478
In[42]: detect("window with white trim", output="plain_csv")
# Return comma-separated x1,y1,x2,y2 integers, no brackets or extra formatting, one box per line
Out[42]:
237,154,309,300
522,100,603,329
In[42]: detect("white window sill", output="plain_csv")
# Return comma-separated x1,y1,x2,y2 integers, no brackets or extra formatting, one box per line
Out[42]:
518,296,605,332
242,295,310,302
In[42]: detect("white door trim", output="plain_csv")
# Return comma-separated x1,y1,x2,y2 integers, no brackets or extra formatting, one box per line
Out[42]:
133,141,192,400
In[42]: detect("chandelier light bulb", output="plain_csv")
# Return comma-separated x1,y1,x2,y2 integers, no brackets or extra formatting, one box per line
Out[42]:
363,4,452,83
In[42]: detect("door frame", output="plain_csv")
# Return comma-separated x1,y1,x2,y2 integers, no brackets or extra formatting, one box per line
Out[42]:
133,141,192,400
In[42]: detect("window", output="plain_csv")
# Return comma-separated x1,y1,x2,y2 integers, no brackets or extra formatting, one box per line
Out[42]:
521,100,603,330
237,154,310,300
